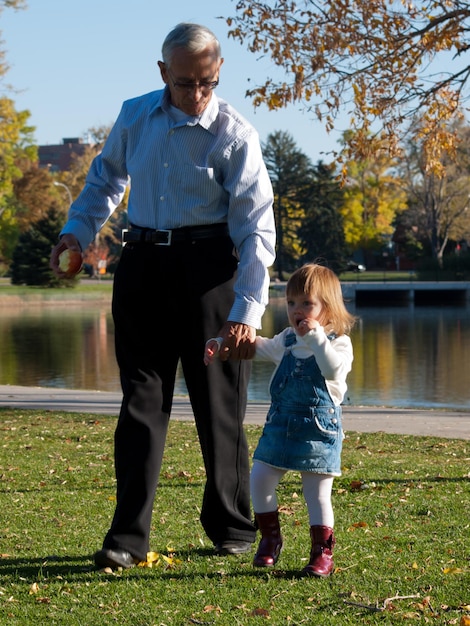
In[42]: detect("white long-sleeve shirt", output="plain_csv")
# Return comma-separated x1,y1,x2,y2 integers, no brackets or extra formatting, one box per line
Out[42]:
255,326,354,406
61,87,276,329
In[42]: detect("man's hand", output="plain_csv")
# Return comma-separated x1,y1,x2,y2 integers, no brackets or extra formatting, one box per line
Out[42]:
218,322,256,361
50,234,82,278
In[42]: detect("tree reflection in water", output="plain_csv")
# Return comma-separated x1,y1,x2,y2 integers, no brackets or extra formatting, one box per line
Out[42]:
0,301,469,410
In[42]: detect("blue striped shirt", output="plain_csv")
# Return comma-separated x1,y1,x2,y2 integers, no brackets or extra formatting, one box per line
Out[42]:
62,87,276,328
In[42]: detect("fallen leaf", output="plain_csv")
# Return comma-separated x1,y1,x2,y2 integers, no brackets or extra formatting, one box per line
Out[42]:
250,608,270,617
29,583,39,595
203,605,222,614
350,480,363,491
137,550,181,569
348,521,369,531
443,567,464,574
146,551,160,563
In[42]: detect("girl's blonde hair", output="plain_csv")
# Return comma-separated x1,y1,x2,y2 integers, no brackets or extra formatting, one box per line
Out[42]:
286,263,356,336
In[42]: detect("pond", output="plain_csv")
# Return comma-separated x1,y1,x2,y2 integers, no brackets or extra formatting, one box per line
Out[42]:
0,299,469,410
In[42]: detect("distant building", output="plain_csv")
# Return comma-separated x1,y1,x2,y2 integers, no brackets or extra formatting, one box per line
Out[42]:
38,137,90,172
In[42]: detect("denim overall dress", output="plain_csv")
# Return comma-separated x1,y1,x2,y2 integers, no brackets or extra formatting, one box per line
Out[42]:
253,331,343,476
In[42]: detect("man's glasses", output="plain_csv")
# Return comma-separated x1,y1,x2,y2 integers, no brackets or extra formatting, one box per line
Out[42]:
167,68,219,93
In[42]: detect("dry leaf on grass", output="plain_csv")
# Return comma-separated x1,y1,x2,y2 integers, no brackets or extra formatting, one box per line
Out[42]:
137,550,181,569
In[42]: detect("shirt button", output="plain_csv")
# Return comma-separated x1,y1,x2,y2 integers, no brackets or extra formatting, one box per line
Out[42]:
329,408,335,414
163,162,169,168
169,129,175,136
331,418,337,424
160,196,165,201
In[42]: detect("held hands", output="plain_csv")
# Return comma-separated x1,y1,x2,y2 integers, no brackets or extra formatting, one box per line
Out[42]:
204,337,223,365
204,322,256,365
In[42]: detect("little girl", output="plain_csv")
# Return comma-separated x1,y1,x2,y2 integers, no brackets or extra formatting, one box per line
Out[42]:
205,263,356,576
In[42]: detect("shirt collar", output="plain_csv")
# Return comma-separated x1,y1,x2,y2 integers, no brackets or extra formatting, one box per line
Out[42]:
150,87,219,135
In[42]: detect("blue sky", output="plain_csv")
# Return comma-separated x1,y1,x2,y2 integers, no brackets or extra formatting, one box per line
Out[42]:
1,0,342,163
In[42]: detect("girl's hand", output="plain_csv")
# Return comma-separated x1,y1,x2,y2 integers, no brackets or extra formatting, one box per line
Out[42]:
204,337,223,365
297,319,320,336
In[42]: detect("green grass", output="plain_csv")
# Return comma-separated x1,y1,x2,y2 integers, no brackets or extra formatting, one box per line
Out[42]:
0,279,113,302
0,409,468,625
338,271,417,282
0,269,443,297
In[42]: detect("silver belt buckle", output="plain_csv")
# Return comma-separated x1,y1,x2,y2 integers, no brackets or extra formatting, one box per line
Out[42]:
156,229,172,245
121,228,129,246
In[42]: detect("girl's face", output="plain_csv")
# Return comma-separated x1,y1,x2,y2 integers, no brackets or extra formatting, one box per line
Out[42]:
286,292,325,330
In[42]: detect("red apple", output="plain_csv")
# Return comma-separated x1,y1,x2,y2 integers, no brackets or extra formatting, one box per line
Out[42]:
58,249,83,277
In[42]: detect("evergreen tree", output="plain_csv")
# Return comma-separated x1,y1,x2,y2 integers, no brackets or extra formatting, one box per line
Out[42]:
263,130,314,279
10,205,75,286
297,162,347,274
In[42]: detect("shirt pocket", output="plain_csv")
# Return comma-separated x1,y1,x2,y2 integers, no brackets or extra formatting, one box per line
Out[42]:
170,165,222,207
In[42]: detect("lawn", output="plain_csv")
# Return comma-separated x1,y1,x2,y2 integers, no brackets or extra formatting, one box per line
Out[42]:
0,409,468,625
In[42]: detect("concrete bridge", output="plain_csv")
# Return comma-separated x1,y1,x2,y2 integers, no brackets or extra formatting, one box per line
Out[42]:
270,281,470,305
341,281,470,305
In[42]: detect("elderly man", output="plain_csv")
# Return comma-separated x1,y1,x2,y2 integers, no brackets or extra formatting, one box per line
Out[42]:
50,22,275,569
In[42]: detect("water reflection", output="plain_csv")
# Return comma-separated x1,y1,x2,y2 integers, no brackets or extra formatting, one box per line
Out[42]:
0,301,469,409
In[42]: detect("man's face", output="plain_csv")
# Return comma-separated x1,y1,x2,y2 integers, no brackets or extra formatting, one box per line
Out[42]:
158,46,223,117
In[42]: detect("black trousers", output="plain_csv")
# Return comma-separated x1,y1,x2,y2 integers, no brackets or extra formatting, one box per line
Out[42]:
103,234,256,560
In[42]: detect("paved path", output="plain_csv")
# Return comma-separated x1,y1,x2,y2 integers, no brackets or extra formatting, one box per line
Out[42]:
0,385,468,440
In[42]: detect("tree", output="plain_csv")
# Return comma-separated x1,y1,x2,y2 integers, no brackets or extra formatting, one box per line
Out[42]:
13,164,55,230
0,163,55,268
399,119,470,263
59,125,127,276
0,1,34,269
10,205,72,286
0,98,37,268
59,126,111,201
0,98,36,213
0,1,26,11
297,161,347,274
0,1,27,82
339,132,408,263
226,0,470,175
262,130,313,279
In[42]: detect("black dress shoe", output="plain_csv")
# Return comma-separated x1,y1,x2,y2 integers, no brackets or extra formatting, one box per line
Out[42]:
94,548,139,569
214,540,252,555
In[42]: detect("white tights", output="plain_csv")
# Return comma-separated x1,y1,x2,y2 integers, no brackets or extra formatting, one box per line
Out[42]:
250,460,335,528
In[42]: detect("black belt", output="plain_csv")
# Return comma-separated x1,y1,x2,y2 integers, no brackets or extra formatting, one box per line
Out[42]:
122,223,229,245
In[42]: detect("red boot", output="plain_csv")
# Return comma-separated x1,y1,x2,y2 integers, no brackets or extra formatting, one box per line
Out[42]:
253,510,283,567
302,525,335,577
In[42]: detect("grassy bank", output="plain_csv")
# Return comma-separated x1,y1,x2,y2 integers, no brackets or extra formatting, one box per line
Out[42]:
0,279,113,305
0,272,428,305
0,408,468,625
